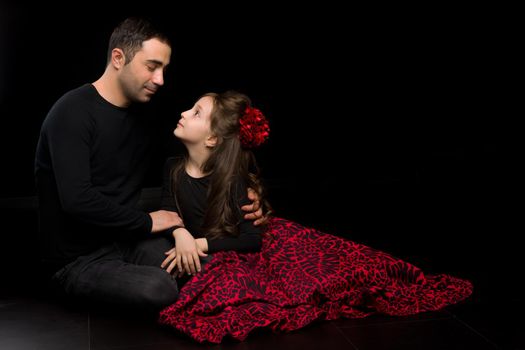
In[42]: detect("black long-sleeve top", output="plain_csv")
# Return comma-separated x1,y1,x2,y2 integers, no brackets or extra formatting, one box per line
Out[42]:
35,84,154,263
160,158,262,253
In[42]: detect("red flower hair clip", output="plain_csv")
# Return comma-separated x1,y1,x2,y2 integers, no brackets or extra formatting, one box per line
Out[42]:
239,107,270,149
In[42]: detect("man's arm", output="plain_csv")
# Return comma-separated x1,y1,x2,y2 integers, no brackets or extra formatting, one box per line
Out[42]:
43,103,176,234
149,210,183,233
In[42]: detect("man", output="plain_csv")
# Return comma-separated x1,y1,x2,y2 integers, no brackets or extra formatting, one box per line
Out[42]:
35,17,263,311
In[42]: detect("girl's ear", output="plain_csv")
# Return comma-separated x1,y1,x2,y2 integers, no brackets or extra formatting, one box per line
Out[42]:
205,134,217,148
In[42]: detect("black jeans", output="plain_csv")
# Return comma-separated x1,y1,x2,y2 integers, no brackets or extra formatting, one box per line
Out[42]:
53,236,198,311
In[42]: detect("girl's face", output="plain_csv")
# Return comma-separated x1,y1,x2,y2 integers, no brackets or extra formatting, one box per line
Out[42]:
174,96,215,146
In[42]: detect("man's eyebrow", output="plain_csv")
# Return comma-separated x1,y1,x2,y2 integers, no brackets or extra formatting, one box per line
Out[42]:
145,59,164,66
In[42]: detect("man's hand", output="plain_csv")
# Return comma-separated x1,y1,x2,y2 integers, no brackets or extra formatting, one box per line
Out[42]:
149,210,183,233
241,188,269,226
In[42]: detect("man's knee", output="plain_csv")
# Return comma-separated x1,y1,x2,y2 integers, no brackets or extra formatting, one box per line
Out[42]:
136,272,179,310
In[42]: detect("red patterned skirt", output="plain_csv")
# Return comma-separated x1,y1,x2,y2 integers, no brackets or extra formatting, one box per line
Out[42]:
159,217,473,343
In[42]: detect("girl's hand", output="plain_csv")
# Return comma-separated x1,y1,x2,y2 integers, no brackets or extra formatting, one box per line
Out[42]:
161,247,184,277
162,239,208,276
172,228,206,275
195,238,209,256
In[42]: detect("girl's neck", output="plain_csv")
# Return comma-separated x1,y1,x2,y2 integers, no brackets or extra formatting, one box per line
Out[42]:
184,154,208,178
185,147,211,178
185,161,206,178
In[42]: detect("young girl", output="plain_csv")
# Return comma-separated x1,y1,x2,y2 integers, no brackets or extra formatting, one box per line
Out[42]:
159,90,270,276
158,91,473,343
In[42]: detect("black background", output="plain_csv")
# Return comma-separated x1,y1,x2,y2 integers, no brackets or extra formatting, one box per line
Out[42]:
0,3,519,292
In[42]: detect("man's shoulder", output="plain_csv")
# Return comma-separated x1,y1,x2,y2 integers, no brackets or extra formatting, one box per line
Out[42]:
50,84,96,113
42,84,96,128
55,84,95,106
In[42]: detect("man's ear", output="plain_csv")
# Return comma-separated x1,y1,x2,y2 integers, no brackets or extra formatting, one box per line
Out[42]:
111,48,126,69
205,135,217,148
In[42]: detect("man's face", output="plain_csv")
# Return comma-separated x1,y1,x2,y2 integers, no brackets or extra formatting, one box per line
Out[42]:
119,38,171,104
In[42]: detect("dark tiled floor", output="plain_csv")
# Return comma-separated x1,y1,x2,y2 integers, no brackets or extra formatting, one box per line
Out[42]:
1,202,521,349
1,267,521,349
0,258,521,349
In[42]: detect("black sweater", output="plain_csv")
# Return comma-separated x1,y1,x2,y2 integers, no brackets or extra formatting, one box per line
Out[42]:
35,84,154,263
160,158,262,253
